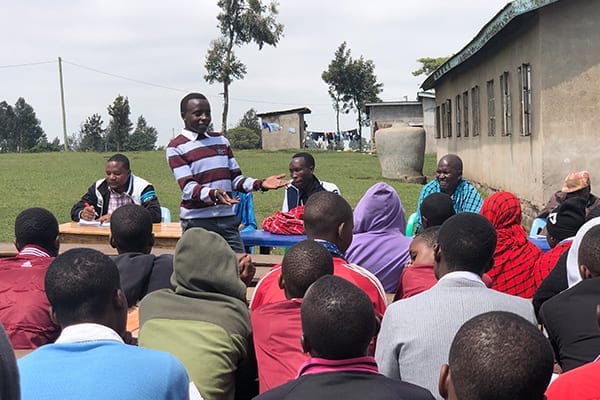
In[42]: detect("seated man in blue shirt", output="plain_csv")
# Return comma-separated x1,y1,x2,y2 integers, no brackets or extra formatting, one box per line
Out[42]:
414,154,483,233
18,248,190,400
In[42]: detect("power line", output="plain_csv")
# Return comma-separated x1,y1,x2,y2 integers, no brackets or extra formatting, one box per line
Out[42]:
0,60,55,69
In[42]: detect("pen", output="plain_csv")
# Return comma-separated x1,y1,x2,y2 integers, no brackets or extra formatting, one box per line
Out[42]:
84,202,99,218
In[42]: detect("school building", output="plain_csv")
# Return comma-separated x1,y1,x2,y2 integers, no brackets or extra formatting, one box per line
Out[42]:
422,0,600,216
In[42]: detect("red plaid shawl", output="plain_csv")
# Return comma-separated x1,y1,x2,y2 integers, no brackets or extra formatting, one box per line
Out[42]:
481,192,542,298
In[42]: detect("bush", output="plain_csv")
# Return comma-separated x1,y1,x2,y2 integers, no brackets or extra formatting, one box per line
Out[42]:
228,126,261,149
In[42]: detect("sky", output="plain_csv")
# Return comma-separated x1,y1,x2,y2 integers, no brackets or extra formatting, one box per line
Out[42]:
1,0,511,147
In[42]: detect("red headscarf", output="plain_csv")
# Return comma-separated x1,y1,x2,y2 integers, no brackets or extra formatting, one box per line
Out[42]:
480,191,542,298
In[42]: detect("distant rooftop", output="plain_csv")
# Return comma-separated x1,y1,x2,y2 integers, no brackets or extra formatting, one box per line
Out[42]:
256,107,311,118
422,0,559,90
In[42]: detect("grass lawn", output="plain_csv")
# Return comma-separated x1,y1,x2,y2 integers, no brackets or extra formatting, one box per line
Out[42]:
0,150,436,243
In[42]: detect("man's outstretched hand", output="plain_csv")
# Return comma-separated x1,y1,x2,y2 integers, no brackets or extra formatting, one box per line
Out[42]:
262,174,288,190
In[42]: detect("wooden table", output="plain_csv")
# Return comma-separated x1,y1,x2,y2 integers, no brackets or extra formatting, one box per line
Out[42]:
59,222,182,248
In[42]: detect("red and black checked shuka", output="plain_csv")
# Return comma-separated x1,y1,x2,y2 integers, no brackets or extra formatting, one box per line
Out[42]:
532,241,572,291
481,191,542,298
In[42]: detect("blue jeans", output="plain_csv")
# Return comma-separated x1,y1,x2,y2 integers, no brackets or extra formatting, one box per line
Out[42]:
180,215,245,253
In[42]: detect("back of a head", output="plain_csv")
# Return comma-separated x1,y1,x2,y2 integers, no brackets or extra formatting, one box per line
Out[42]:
110,204,153,253
15,207,59,254
448,311,553,400
546,197,587,242
421,192,456,227
578,225,600,277
0,324,19,400
438,213,497,274
304,191,352,238
301,275,376,360
107,153,130,170
292,152,315,169
45,248,121,327
281,240,334,299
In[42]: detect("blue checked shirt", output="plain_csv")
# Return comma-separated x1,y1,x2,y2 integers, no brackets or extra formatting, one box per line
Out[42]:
415,179,483,233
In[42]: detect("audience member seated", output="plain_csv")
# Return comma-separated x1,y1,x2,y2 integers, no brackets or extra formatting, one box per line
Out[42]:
439,311,553,400
0,324,20,399
232,191,257,232
109,204,173,307
532,197,586,290
414,154,483,233
139,228,255,400
480,191,542,298
419,192,456,229
71,153,162,223
394,227,439,301
538,171,600,219
250,191,387,317
540,225,600,372
375,213,536,399
533,213,600,318
282,152,340,212
254,275,435,400
345,182,412,292
18,248,190,399
251,240,333,393
545,305,600,399
0,207,61,349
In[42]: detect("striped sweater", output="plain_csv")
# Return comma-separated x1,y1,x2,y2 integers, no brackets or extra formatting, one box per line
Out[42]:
166,129,262,220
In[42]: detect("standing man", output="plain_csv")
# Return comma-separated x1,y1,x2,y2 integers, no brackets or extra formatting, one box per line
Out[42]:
71,153,162,223
282,152,340,212
167,92,287,252
414,154,482,233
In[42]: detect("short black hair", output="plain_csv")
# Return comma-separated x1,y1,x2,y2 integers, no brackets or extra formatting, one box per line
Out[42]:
180,92,208,115
14,207,59,253
107,153,130,171
110,204,153,253
578,225,600,276
304,191,352,237
301,275,376,360
449,311,553,400
440,154,463,174
282,240,334,298
438,213,497,274
420,192,456,227
0,325,19,399
292,152,315,169
416,226,440,248
45,248,121,326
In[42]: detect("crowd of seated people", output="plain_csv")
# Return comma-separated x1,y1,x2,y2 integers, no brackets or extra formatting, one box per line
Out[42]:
6,106,600,399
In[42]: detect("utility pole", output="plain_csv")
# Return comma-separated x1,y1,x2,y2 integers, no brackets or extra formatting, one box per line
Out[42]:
58,57,68,151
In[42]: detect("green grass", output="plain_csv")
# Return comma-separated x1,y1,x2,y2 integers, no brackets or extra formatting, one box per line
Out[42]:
0,150,436,243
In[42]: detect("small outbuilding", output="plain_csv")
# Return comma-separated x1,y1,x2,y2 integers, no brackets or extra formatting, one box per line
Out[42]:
257,108,311,151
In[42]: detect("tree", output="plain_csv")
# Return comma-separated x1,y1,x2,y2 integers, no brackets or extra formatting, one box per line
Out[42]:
322,42,352,134
106,95,132,152
27,136,61,152
411,56,450,77
13,97,45,152
228,126,260,149
322,43,382,150
237,108,261,148
0,101,16,153
78,113,105,152
127,115,158,151
204,0,284,133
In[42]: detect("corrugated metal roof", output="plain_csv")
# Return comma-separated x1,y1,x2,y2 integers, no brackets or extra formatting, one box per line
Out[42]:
256,107,311,117
422,0,560,90
365,101,422,107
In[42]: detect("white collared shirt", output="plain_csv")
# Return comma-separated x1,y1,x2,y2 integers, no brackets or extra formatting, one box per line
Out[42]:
55,323,124,344
438,270,486,287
